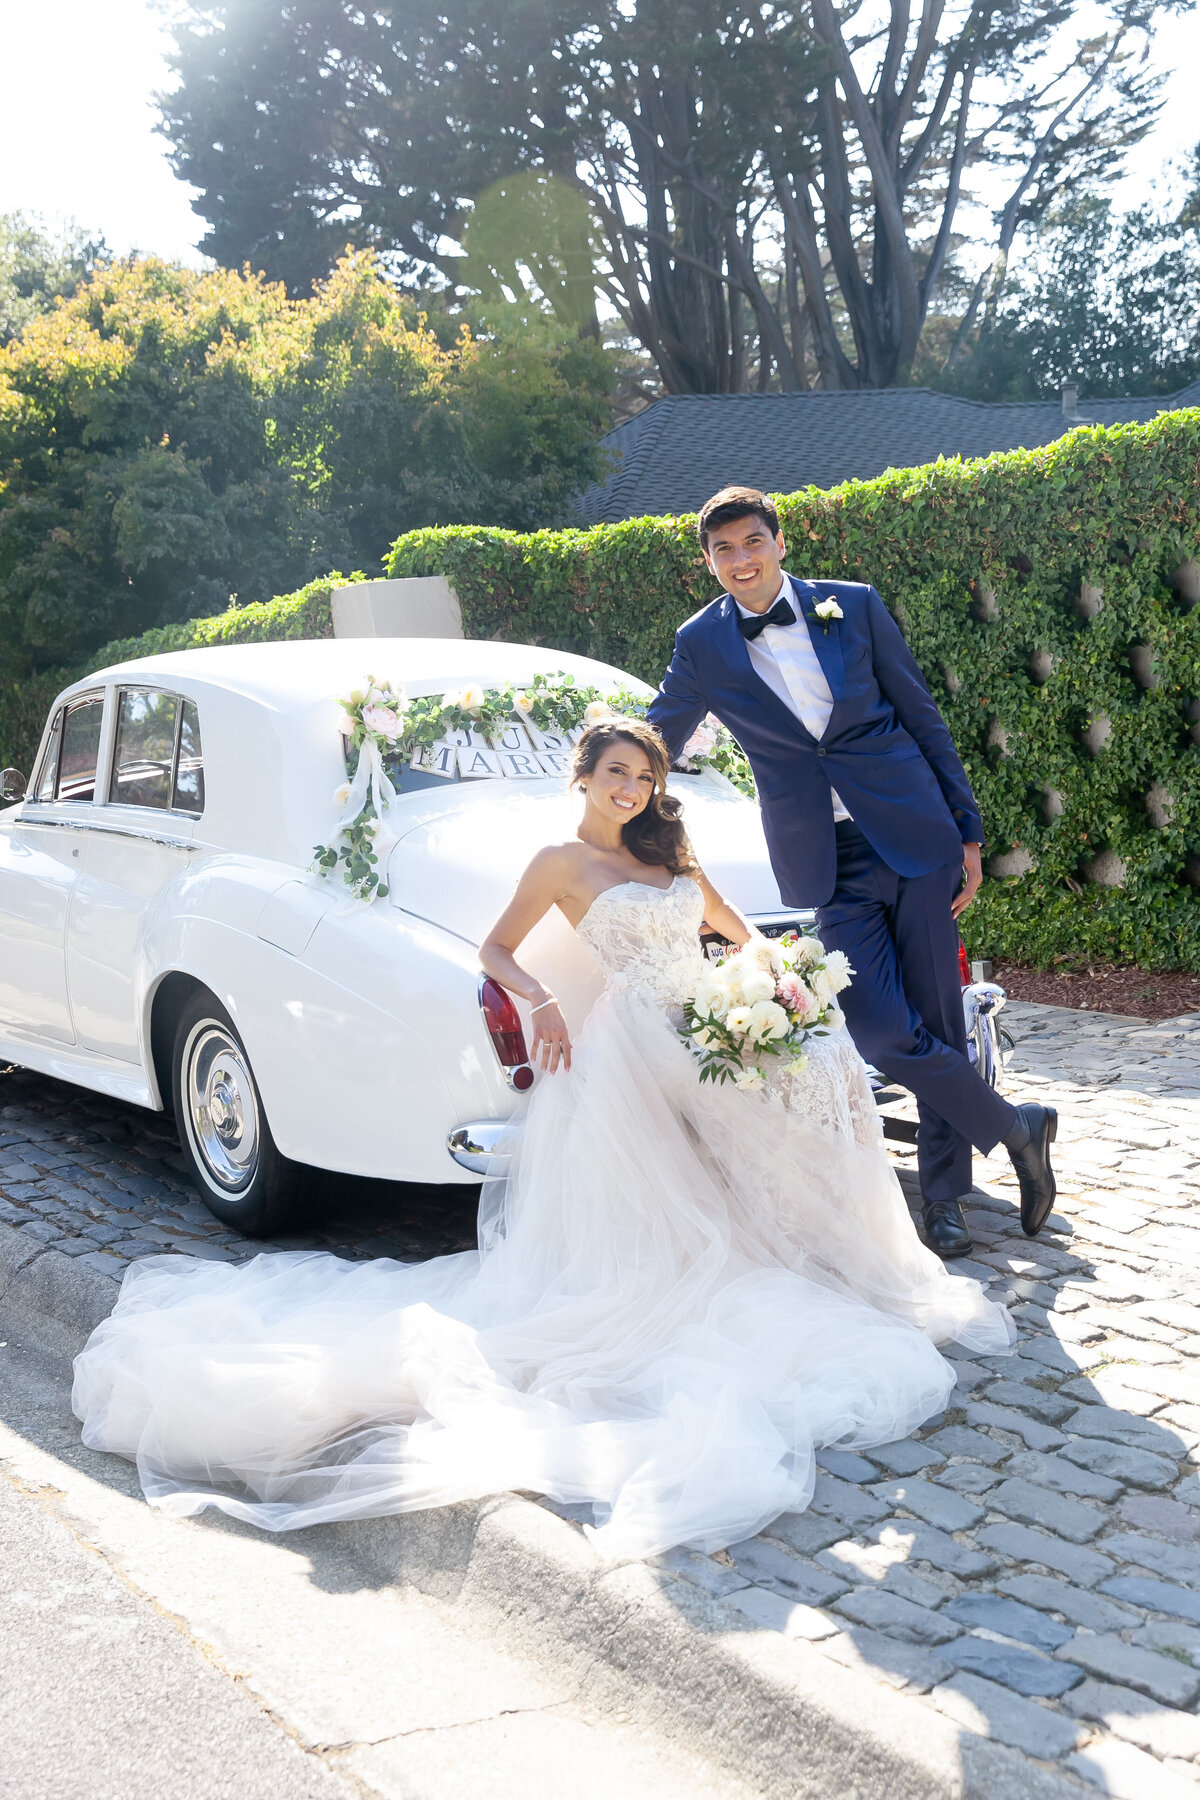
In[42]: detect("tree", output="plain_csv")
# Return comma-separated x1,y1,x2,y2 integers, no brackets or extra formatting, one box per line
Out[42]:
0,212,108,343
0,254,611,679
938,162,1200,398
160,0,1178,393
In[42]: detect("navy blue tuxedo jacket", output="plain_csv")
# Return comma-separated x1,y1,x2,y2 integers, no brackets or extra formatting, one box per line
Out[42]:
647,575,983,907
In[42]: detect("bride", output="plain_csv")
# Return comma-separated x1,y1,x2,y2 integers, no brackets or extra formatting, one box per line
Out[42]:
73,717,1012,1561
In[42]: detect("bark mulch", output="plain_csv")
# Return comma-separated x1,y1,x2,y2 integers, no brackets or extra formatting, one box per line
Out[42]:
991,960,1200,1021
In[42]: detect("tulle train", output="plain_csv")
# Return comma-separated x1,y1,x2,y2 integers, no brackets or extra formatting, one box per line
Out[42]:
73,991,1011,1560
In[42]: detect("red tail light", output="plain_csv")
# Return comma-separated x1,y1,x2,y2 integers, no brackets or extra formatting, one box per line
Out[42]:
480,977,531,1078
958,942,971,986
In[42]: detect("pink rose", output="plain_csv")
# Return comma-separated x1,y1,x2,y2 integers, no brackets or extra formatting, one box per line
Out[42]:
682,721,718,759
779,975,815,1019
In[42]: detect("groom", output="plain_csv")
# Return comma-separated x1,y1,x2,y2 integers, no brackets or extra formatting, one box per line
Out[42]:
648,486,1057,1258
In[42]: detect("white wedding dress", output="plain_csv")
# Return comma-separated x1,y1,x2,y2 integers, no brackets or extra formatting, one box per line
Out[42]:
74,877,1012,1560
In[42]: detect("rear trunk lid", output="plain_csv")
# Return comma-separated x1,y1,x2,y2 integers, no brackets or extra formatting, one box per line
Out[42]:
385,771,785,945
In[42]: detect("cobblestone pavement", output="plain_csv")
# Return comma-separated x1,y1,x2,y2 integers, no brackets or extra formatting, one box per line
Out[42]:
5,1001,1200,1793
0,1066,481,1270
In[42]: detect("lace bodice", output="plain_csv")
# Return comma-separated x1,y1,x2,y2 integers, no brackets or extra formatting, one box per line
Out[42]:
576,875,708,1008
575,875,881,1147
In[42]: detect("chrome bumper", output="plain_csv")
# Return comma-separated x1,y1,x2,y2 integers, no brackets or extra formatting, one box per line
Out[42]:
447,1119,509,1175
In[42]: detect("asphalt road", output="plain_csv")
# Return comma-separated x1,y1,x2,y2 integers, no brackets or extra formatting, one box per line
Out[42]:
0,1327,755,1800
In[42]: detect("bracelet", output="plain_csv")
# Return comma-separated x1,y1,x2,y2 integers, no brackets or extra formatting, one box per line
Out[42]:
529,996,559,1015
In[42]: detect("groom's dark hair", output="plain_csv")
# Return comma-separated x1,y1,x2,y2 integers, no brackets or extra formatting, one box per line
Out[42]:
697,486,780,551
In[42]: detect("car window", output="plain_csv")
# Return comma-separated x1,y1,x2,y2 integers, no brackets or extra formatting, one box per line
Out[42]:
34,708,64,801
112,689,179,810
56,697,104,803
172,699,204,814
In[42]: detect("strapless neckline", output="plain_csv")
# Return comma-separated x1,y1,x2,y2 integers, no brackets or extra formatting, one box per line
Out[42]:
577,872,691,928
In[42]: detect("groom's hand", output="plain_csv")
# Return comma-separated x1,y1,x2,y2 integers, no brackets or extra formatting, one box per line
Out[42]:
952,844,983,919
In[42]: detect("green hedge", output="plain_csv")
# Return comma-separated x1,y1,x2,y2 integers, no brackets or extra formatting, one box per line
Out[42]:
6,415,1200,970
387,414,1200,971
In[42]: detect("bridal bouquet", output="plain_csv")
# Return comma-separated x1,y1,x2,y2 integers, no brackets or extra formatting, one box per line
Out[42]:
680,933,854,1091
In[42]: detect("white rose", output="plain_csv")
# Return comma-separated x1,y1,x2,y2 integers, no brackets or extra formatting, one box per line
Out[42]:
720,950,752,983
745,937,781,974
733,1066,766,1092
809,969,835,1008
333,782,351,807
740,970,776,1006
747,999,790,1042
693,978,728,1019
814,597,844,621
440,689,460,711
583,700,612,725
725,1005,754,1036
513,690,532,714
791,934,824,967
823,949,855,993
458,683,485,713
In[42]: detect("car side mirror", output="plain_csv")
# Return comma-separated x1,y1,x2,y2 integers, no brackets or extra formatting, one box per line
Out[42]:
1,768,27,802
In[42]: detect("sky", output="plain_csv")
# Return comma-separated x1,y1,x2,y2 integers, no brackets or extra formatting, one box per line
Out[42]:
0,0,203,264
0,0,1198,269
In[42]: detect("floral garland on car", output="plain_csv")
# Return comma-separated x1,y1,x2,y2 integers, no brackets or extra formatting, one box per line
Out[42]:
312,672,752,902
680,934,854,1090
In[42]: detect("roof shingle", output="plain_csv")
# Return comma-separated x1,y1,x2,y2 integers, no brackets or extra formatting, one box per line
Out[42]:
573,383,1200,523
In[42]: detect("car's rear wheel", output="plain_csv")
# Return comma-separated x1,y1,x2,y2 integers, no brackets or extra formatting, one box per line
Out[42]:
171,992,318,1235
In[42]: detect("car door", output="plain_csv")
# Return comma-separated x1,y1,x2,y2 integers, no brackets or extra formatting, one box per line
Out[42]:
66,687,203,1063
0,692,108,1046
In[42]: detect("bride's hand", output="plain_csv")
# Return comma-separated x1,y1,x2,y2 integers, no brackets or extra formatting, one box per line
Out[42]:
530,1002,572,1074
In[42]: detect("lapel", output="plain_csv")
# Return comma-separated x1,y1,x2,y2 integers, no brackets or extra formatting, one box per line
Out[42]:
788,575,846,704
710,592,817,743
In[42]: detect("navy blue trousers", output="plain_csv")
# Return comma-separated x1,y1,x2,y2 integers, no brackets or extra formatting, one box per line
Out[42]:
816,821,1016,1205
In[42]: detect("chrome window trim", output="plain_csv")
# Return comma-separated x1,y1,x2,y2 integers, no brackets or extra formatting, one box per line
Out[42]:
32,705,64,801
13,811,197,851
171,695,205,817
94,684,117,806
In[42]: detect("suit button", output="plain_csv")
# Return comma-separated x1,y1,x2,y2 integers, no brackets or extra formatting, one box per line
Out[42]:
817,748,827,757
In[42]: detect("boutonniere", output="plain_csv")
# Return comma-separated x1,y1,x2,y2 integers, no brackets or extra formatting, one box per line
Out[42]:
812,596,843,634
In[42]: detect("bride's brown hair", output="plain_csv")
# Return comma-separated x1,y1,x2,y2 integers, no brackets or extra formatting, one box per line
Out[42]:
571,717,697,876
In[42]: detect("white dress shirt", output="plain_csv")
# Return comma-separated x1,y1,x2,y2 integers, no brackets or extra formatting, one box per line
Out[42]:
734,578,852,821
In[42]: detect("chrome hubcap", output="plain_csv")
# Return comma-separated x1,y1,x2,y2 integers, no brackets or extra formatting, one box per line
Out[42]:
184,1023,260,1193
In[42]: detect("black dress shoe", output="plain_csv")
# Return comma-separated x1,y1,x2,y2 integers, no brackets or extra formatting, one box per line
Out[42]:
922,1197,973,1259
1004,1103,1059,1237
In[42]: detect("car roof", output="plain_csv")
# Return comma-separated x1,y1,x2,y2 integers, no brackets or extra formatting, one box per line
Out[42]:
71,637,653,707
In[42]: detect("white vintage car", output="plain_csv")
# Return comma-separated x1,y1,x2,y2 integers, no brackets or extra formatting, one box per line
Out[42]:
0,638,799,1233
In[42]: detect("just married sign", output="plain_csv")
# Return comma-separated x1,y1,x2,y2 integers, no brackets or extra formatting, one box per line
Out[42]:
411,715,582,781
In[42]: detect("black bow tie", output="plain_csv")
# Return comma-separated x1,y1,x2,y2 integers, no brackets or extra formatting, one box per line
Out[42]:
738,594,796,640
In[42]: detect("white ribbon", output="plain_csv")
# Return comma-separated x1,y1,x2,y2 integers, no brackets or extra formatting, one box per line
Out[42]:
335,735,400,893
